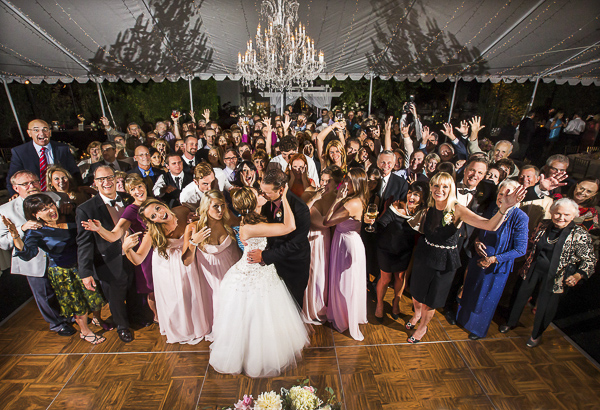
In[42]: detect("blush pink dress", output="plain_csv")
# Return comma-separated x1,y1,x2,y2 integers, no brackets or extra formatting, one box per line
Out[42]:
326,218,368,341
152,236,212,344
195,235,242,320
304,225,330,323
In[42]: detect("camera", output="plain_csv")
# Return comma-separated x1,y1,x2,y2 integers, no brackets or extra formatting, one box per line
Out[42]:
335,112,344,122
403,95,415,115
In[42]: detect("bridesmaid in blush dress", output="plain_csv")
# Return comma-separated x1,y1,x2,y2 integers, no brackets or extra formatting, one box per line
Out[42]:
122,199,212,345
185,190,241,321
301,166,344,323
324,168,369,341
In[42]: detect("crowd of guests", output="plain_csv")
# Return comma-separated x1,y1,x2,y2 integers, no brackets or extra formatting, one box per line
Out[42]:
0,102,598,352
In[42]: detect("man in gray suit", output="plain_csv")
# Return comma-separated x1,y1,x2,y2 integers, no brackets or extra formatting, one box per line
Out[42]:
0,170,75,335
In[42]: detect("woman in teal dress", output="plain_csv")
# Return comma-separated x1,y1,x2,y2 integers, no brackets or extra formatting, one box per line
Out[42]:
3,194,107,344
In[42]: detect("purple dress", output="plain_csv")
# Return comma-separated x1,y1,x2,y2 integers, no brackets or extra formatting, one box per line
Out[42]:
121,204,153,293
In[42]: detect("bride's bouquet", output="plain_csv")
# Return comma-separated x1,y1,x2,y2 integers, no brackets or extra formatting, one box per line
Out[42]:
223,379,341,410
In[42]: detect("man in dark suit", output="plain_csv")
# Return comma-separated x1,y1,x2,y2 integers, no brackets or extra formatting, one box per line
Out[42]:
85,141,132,185
127,145,165,195
152,154,193,207
445,157,497,325
7,119,82,195
76,165,147,343
377,150,409,211
246,168,311,308
514,111,536,160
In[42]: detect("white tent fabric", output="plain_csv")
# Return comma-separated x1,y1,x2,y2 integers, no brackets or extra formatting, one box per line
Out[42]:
0,0,599,85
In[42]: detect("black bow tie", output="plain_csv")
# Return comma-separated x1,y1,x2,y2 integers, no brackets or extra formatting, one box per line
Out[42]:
108,196,123,207
458,187,476,195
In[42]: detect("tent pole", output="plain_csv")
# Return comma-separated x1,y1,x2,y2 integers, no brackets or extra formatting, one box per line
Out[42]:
188,77,194,112
448,78,459,123
540,40,600,77
96,82,106,118
368,73,374,117
524,77,540,118
2,78,26,143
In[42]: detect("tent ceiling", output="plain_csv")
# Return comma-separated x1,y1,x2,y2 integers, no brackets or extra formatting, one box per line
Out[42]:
1,0,599,85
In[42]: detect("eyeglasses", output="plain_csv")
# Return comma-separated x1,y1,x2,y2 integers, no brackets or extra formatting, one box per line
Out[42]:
224,156,237,161
94,175,115,182
14,180,40,188
28,127,50,133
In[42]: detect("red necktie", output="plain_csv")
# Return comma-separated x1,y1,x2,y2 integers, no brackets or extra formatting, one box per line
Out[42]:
39,147,47,191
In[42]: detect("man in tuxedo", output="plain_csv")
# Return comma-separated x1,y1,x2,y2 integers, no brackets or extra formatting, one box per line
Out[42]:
445,157,497,325
181,135,199,173
377,150,409,211
76,165,147,342
0,170,76,336
127,145,164,194
153,154,193,207
196,128,217,163
246,168,311,308
7,119,82,195
85,141,132,185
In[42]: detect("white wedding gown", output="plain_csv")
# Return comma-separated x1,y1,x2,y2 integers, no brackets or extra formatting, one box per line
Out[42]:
209,237,310,378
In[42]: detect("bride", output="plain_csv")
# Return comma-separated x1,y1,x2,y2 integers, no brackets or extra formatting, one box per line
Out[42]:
204,185,310,378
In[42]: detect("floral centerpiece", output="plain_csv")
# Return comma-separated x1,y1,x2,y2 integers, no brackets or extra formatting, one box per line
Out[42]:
223,379,341,410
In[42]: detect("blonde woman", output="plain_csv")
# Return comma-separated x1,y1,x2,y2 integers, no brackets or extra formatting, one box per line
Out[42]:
323,168,370,341
316,122,348,171
47,165,89,206
406,172,525,343
182,190,241,319
121,199,212,344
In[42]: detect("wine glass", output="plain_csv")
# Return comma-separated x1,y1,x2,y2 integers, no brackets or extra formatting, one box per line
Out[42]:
364,203,378,233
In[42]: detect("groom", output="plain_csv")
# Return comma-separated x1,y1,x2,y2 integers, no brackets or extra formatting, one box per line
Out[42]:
247,168,311,308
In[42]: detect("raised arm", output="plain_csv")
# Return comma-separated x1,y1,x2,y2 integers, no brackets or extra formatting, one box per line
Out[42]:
81,218,132,243
171,114,182,140
455,185,526,231
182,222,212,266
122,231,151,266
240,186,296,240
384,116,393,151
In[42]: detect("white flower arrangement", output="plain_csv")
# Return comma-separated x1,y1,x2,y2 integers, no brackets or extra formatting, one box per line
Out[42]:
286,386,322,410
254,392,283,410
442,210,454,226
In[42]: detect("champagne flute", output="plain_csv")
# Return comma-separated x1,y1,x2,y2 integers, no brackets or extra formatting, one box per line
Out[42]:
364,203,378,233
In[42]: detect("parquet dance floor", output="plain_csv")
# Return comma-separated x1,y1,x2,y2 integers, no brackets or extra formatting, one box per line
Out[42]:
1,289,600,410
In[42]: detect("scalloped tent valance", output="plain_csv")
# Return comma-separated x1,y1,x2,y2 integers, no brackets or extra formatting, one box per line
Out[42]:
1,0,599,85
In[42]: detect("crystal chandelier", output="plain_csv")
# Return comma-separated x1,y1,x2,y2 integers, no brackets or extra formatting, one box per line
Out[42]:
237,0,325,92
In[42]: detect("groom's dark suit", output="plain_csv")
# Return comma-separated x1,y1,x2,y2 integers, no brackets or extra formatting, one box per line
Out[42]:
76,193,145,329
261,191,311,308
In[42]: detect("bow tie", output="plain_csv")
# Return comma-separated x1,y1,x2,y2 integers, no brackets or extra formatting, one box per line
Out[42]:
108,196,124,207
458,187,476,195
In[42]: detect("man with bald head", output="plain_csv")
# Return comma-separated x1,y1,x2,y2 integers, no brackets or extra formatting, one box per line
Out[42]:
7,119,81,195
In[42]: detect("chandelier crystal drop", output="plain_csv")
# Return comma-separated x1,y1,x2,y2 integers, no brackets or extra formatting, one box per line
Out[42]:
237,0,325,92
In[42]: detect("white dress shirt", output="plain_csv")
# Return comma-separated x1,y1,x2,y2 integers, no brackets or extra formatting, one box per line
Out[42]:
269,154,320,185
33,142,54,165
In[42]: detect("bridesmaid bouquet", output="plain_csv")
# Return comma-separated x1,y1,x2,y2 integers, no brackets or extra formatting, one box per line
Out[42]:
224,379,341,410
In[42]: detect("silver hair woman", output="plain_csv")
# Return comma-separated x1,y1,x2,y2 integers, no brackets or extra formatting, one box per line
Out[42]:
500,197,596,347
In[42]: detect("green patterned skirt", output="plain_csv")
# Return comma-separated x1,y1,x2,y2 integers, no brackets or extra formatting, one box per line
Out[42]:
47,266,105,317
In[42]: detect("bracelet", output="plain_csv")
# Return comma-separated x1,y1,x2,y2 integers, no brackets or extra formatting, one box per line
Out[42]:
189,239,199,247
498,208,506,215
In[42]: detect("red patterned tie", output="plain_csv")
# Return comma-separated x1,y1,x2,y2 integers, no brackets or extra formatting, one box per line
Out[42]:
39,147,47,191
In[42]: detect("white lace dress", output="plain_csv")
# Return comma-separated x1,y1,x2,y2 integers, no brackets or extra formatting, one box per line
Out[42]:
208,237,310,378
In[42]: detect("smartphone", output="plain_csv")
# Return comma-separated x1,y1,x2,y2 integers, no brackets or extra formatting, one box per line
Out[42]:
336,113,344,122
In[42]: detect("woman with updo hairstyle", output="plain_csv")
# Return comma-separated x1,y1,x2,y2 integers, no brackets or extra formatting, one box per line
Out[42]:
185,190,241,319
121,198,212,345
324,168,370,341
209,186,310,378
252,149,269,182
286,153,315,197
485,164,507,185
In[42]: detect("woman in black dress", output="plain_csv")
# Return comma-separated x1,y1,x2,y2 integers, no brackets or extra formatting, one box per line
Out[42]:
374,181,428,322
406,172,525,343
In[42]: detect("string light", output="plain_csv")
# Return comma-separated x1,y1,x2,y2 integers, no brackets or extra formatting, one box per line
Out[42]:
0,42,74,79
330,0,361,74
428,0,512,76
391,1,466,78
365,0,416,75
53,1,149,79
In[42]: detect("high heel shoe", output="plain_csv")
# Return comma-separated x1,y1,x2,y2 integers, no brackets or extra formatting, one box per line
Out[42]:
407,326,428,344
405,321,416,330
375,315,384,324
391,312,400,320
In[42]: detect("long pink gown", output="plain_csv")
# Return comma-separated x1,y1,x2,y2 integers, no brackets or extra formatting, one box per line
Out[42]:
327,218,368,341
304,225,330,323
195,235,242,319
152,236,212,344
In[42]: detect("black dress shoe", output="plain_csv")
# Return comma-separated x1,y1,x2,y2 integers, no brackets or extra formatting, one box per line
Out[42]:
445,311,457,326
526,337,541,348
498,325,513,334
57,324,76,337
117,328,133,343
391,312,400,320
375,315,384,324
468,333,481,340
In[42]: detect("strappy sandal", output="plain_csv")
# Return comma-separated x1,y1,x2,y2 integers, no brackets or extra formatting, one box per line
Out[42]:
91,318,115,331
80,332,106,345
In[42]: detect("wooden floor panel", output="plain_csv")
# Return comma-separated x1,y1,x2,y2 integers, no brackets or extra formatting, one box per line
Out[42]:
1,289,599,410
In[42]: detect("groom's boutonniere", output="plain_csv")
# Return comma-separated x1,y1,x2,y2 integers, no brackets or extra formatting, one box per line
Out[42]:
275,210,283,219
